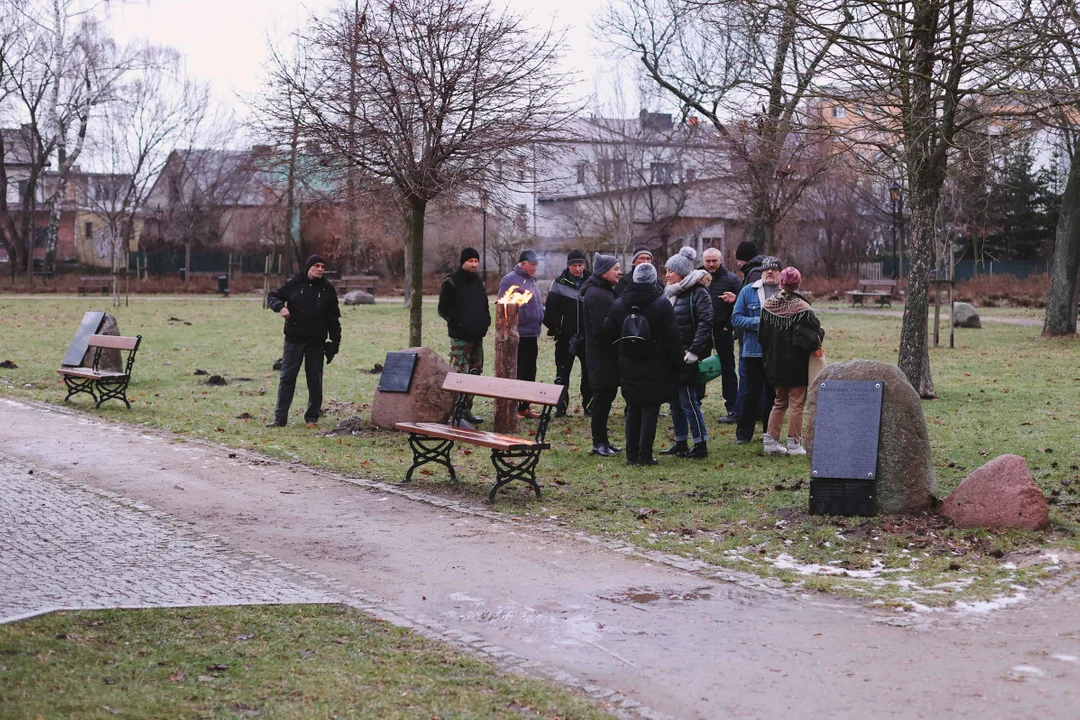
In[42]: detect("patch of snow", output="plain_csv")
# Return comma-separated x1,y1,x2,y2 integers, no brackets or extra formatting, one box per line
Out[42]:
1052,654,1077,663
1011,665,1045,677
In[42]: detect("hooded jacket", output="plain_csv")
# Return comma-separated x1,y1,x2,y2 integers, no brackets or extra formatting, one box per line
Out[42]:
601,281,682,406
267,257,341,346
497,265,543,338
438,267,491,341
614,263,662,297
664,269,714,383
543,267,588,340
739,255,765,288
580,273,620,390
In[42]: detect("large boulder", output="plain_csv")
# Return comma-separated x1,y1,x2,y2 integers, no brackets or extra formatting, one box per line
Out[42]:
80,313,123,372
805,360,937,514
952,302,981,328
371,347,456,429
942,454,1049,530
343,290,375,306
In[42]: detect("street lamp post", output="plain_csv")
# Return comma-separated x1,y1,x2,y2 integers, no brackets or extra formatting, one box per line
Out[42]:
889,183,901,279
481,196,488,283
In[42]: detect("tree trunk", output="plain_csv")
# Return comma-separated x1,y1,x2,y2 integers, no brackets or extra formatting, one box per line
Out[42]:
1043,148,1080,336
407,198,426,347
494,301,520,435
184,241,191,289
898,189,936,399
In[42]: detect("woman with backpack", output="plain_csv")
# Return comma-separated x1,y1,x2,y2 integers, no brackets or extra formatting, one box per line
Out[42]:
758,266,823,456
660,247,714,459
602,263,682,465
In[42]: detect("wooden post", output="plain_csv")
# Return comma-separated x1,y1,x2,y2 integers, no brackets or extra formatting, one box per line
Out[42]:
262,254,272,309
494,301,519,435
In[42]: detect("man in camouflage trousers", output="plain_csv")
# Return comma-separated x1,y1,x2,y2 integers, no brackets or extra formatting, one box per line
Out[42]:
438,247,491,424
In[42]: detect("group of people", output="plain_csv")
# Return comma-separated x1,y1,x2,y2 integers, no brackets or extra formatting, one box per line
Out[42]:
261,245,824,468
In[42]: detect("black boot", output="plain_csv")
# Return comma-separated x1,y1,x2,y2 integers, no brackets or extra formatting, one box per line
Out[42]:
678,441,708,459
660,440,689,456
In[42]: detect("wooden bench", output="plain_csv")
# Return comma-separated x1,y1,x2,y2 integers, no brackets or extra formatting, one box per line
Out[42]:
335,274,377,296
846,279,898,308
57,334,142,409
78,276,112,295
396,373,566,503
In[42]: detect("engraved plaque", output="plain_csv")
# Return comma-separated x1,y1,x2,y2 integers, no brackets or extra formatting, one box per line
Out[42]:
61,311,106,367
810,479,876,516
810,379,884,481
377,351,418,393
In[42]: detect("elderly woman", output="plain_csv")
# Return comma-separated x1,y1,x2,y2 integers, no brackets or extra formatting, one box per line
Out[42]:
660,247,713,459
758,267,823,455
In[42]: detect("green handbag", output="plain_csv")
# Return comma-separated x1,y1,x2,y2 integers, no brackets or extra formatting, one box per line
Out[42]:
690,290,723,385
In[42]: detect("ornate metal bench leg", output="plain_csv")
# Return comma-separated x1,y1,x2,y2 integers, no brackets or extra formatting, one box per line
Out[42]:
488,449,542,503
95,379,131,409
63,376,97,405
403,434,456,483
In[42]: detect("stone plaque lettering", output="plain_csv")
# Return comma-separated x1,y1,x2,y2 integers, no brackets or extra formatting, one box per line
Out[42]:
810,379,884,480
61,311,106,367
377,351,419,393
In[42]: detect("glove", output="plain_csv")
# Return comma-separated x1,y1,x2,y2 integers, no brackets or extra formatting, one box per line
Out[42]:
324,342,338,364
684,350,699,364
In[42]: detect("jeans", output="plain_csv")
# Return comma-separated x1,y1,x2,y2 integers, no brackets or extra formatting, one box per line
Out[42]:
671,383,707,445
554,336,592,412
733,355,768,419
274,338,324,424
736,357,775,442
517,336,539,411
768,386,808,441
625,403,661,462
714,327,738,413
590,388,617,446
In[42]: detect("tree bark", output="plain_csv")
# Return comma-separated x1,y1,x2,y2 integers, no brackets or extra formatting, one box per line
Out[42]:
407,198,426,348
494,301,520,435
1043,147,1080,336
184,241,191,289
898,188,937,399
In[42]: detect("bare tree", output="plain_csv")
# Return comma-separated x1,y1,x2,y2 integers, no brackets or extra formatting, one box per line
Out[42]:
264,0,576,346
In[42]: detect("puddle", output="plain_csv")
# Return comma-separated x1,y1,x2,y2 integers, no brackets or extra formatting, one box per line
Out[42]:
603,586,714,605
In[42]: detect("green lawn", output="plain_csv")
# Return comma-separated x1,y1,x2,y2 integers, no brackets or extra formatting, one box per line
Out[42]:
0,604,613,719
1,295,1078,607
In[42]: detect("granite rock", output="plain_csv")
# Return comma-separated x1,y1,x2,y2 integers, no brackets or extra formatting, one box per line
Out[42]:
942,454,1049,530
371,347,455,429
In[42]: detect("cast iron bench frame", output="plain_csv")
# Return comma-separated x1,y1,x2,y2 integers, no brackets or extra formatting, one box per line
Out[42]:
57,334,142,408
78,276,112,296
395,373,566,503
846,279,898,308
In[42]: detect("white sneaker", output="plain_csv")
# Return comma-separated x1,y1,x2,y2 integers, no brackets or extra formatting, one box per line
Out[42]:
763,433,788,455
786,437,807,456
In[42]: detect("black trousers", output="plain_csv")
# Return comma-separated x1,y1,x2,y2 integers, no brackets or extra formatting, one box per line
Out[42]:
517,336,539,410
554,337,592,412
625,403,661,462
590,388,617,446
274,338,324,424
714,327,738,413
736,356,775,442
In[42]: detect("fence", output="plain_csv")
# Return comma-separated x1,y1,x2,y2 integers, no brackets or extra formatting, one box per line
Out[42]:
131,251,272,277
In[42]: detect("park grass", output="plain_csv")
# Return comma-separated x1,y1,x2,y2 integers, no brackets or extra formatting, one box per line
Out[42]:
0,604,614,719
1,296,1079,609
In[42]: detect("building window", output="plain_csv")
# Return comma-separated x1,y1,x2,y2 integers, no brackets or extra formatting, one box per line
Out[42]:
650,162,675,185
516,204,527,232
85,222,94,239
598,158,627,185
832,105,847,118
576,163,586,184
686,168,696,183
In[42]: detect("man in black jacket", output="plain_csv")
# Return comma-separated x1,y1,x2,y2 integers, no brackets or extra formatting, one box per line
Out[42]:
266,254,341,428
543,249,591,417
438,247,490,424
581,252,623,456
703,247,741,422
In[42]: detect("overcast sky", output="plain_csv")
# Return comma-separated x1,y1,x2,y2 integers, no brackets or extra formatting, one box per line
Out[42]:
107,0,631,121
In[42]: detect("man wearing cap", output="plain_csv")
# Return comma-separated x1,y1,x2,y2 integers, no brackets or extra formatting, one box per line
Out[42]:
731,255,782,444
498,249,545,418
580,252,623,456
266,254,341,428
615,245,662,296
438,247,490,424
543,249,592,417
702,247,741,422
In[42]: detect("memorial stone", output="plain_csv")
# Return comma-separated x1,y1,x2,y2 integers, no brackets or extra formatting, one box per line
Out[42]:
371,347,456,429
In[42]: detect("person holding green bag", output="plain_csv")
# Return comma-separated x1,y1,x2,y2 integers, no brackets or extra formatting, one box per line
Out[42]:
659,247,714,459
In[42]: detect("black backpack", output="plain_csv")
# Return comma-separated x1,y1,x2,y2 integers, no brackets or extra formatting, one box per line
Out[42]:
619,305,652,358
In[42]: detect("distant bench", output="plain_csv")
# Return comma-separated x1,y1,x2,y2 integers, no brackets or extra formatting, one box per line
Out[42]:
78,276,111,296
57,334,141,409
395,373,566,503
846,279,898,308
334,275,377,296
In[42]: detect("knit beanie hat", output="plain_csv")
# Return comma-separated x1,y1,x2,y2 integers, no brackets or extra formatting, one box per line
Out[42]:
633,262,658,284
592,252,617,278
736,241,758,262
631,246,653,262
304,254,326,273
566,249,586,265
460,247,480,265
779,266,802,289
518,249,538,264
664,246,697,279
760,256,782,271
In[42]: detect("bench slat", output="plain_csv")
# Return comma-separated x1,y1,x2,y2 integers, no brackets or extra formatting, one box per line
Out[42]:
58,368,128,379
396,422,547,451
87,334,140,350
442,373,566,406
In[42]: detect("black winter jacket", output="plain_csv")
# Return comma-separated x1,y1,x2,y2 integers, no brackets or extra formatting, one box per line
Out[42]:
543,268,587,340
759,295,822,388
601,282,682,406
581,274,620,391
267,272,341,346
703,264,741,330
670,284,714,384
614,265,662,297
438,268,491,341
739,255,765,288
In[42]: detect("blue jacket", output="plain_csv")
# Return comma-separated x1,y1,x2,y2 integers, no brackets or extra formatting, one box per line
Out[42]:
498,265,544,338
731,281,766,358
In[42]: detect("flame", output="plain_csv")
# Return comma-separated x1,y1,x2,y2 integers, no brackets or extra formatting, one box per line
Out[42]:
497,284,534,306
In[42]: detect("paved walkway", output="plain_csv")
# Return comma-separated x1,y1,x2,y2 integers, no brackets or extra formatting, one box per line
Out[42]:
818,306,1043,326
1,398,1078,720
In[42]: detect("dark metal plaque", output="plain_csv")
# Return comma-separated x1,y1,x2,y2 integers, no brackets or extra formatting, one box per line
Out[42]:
810,379,884,481
809,479,876,516
377,351,418,393
61,311,106,367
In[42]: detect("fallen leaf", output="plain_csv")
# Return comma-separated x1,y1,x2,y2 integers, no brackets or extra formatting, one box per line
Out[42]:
235,634,255,641
197,675,215,683
172,485,184,491
167,671,185,682
207,663,229,671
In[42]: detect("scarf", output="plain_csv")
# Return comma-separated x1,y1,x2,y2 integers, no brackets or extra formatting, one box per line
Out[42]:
664,269,711,303
762,288,814,329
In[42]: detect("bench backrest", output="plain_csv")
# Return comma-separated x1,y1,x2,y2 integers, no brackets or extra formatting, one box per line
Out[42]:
88,334,140,351
442,372,566,406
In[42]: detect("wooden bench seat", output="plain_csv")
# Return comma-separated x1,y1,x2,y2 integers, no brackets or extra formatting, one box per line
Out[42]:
334,275,377,296
78,276,112,296
57,334,141,409
395,372,566,502
847,279,898,307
